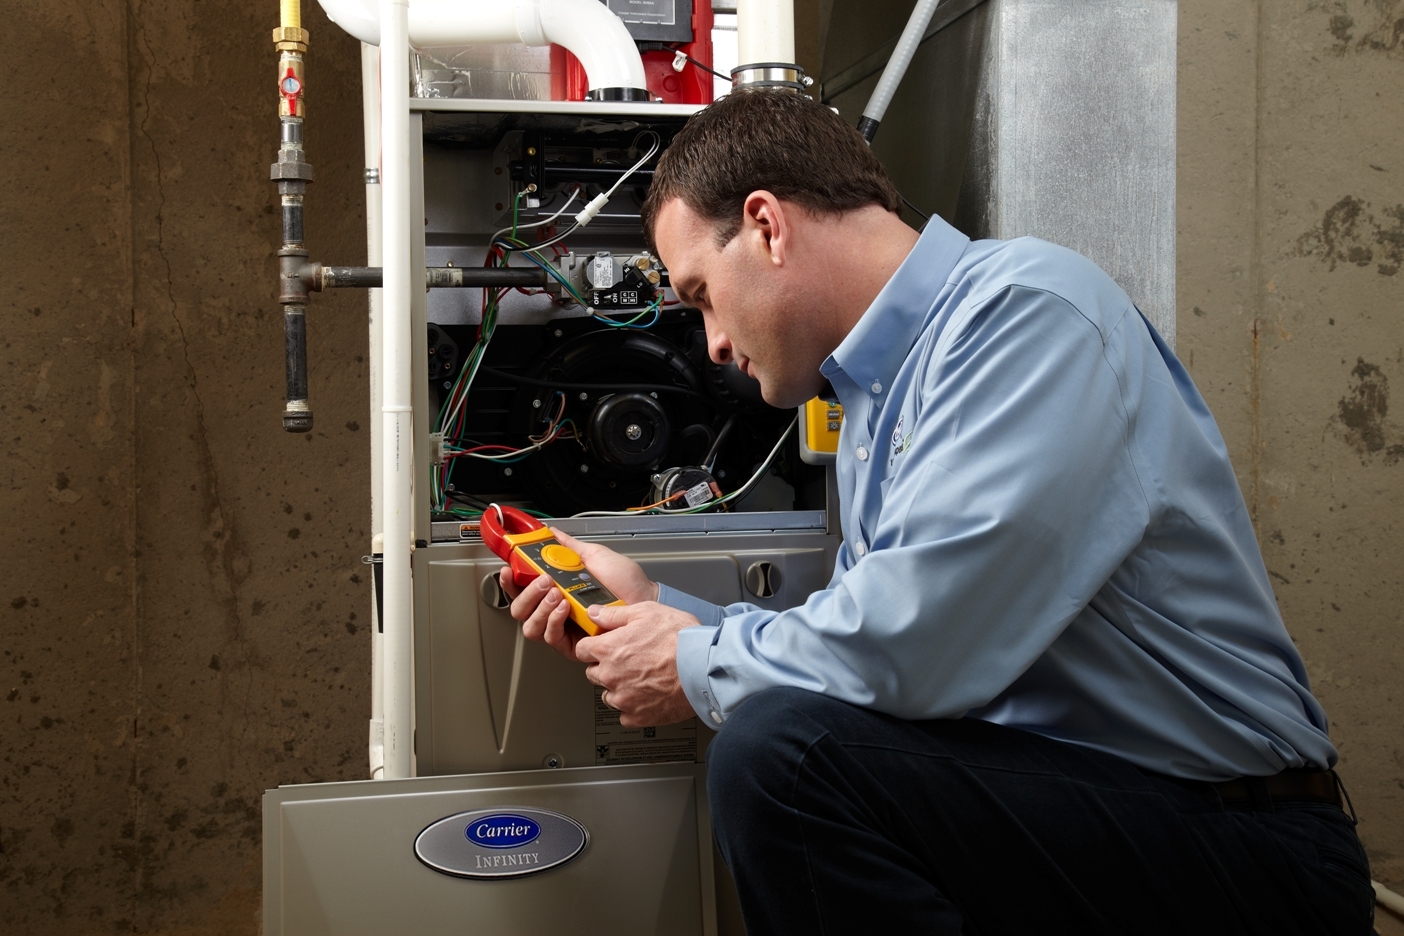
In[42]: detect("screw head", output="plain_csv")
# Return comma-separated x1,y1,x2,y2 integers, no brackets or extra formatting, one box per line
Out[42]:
503,467,513,477
578,391,589,401
532,398,542,408
579,464,589,473
624,423,642,441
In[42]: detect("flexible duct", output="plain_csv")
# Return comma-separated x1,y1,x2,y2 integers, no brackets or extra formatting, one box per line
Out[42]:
317,0,647,95
856,0,941,142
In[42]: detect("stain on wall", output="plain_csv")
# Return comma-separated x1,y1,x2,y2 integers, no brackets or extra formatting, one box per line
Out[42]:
1296,195,1404,276
1335,358,1404,462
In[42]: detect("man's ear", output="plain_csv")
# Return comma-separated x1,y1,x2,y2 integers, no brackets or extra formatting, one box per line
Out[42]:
739,191,789,267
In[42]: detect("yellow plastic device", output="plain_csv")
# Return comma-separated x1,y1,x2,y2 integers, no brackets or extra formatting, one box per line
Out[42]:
799,397,844,464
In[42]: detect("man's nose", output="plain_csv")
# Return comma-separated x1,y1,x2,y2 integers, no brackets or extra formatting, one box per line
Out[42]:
707,330,732,365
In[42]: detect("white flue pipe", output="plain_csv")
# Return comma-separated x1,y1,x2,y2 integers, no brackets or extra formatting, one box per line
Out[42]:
736,0,795,66
362,39,386,780
317,0,646,93
379,0,414,782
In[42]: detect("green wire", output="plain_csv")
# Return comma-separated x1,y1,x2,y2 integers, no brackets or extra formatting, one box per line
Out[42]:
511,189,525,239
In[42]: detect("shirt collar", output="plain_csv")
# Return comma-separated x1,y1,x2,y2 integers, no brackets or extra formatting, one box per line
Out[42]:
821,215,970,398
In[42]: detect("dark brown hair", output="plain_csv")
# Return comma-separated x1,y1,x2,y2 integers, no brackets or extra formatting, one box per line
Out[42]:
641,89,902,252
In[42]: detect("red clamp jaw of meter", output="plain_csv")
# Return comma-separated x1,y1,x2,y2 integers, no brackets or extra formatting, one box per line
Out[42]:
480,505,556,588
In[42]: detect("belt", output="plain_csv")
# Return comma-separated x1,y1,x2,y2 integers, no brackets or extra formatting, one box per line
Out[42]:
1213,769,1342,809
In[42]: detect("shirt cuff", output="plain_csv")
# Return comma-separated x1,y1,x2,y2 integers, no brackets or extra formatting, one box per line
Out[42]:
656,583,726,628
676,623,725,727
655,583,728,725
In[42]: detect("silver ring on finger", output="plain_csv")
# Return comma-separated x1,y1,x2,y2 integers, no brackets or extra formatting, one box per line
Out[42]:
601,689,613,710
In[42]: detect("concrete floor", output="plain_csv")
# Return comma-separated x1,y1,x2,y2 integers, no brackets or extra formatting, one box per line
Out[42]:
0,0,1399,932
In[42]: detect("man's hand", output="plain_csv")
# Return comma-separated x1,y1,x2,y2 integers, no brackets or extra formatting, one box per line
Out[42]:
500,528,658,661
576,602,699,727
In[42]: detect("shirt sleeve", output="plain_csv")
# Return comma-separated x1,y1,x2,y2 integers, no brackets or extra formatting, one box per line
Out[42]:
673,285,1154,724
661,538,860,722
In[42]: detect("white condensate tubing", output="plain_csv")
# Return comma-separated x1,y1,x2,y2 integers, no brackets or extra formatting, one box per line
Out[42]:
736,0,795,66
362,40,386,781
379,0,414,782
317,0,646,93
1375,879,1404,917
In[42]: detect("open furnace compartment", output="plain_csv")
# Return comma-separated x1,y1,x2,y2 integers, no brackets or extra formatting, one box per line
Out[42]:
416,107,830,532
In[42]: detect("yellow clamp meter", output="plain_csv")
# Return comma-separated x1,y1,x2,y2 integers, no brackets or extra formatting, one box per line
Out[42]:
480,505,624,636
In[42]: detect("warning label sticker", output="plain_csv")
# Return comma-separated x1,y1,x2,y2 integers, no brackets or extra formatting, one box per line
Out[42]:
593,686,698,766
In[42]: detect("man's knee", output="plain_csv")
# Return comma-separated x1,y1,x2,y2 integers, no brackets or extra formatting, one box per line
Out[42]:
706,688,858,813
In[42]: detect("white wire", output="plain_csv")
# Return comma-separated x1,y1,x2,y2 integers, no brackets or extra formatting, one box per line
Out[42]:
490,186,582,247
604,132,660,200
449,426,570,462
570,416,797,518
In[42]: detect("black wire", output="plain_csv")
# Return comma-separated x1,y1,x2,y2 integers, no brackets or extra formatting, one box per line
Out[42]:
702,414,738,471
479,365,718,406
681,53,730,82
900,193,930,222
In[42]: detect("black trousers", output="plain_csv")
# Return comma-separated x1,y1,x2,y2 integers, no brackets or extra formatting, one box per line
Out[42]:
707,688,1376,935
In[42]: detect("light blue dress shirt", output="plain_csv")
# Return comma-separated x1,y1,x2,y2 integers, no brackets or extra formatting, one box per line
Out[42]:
661,215,1336,782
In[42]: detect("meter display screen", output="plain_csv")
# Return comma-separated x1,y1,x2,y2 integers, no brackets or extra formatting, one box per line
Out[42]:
568,584,615,608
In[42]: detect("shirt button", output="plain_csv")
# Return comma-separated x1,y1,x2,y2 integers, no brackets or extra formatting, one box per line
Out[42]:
855,542,867,557
856,445,869,461
870,380,883,394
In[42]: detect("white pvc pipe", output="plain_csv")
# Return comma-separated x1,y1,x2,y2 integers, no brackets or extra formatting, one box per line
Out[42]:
861,0,940,126
361,40,386,781
736,0,794,66
379,0,414,782
317,0,646,93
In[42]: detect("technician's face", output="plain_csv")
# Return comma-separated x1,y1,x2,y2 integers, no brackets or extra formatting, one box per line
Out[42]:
654,197,817,408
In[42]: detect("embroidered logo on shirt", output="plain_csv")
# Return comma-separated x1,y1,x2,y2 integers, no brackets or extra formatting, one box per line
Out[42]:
890,415,914,461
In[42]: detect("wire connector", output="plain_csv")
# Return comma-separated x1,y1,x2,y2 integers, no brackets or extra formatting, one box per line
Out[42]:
429,431,447,467
574,193,611,228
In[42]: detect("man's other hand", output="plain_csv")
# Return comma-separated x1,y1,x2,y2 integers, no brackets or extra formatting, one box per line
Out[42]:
576,602,699,727
500,528,658,660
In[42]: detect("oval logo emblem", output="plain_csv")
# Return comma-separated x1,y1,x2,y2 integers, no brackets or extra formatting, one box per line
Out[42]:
415,807,588,880
465,814,540,849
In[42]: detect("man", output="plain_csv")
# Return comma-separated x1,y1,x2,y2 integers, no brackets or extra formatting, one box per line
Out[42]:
500,90,1376,934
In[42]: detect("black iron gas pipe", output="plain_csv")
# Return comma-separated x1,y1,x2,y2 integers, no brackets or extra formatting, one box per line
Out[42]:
313,266,549,290
271,1,315,432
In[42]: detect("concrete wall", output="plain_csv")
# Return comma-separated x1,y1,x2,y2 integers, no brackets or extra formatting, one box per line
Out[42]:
0,1,1399,934
2,2,372,932
1179,3,1404,926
